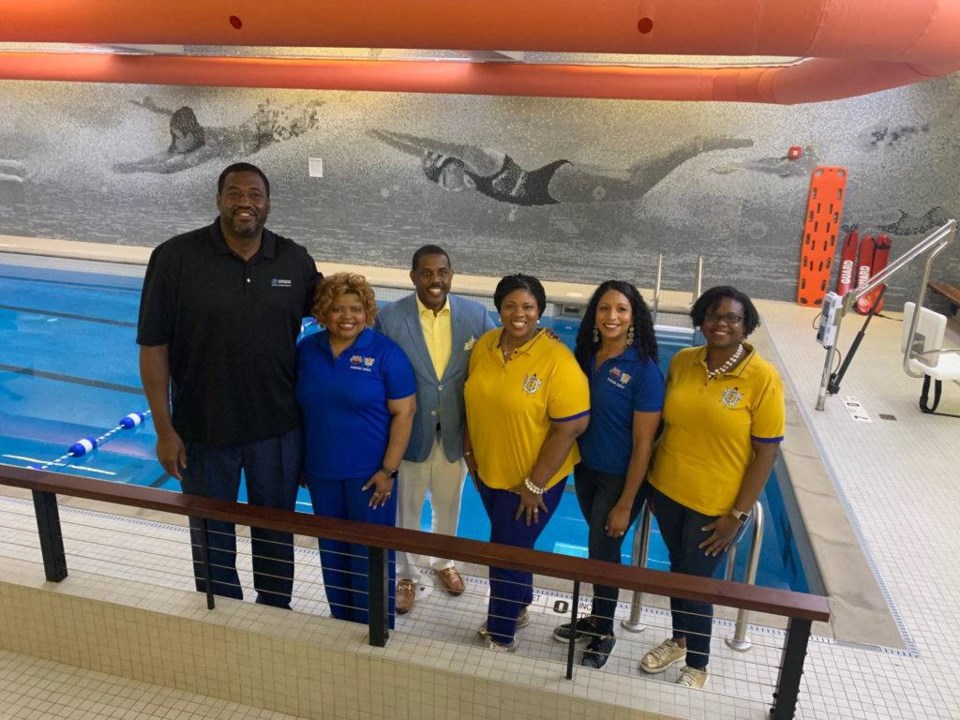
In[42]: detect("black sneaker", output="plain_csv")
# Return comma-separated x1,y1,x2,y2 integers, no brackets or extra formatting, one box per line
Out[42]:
581,635,616,669
552,616,598,643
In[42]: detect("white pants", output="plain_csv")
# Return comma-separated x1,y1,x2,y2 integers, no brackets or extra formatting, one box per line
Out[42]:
396,433,466,581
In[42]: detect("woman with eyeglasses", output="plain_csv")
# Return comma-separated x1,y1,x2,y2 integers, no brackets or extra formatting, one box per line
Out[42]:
639,286,784,689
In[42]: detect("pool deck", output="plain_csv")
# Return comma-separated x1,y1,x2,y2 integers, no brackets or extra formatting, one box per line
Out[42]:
1,236,959,719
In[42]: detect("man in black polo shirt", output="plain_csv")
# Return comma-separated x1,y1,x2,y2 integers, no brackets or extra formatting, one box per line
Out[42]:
137,162,319,608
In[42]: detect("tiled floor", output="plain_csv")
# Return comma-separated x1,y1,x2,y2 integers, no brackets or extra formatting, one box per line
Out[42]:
1,254,959,718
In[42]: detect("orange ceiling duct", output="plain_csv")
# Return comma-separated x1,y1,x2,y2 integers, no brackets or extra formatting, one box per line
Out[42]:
1,0,960,103
0,52,952,105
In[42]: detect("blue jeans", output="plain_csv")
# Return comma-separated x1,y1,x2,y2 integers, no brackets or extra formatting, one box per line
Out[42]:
181,428,302,608
475,478,566,645
649,484,727,670
305,474,396,628
573,463,648,635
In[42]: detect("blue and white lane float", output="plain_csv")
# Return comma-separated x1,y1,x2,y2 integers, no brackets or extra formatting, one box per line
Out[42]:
28,410,152,472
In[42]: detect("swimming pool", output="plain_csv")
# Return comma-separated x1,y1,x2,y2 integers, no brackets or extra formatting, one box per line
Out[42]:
0,255,809,592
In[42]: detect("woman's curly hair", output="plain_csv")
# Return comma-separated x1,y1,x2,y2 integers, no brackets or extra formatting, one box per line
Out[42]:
312,272,378,326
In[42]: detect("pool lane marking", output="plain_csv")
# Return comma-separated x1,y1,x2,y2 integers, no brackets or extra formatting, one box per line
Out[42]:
0,304,138,328
0,363,143,395
1,454,117,476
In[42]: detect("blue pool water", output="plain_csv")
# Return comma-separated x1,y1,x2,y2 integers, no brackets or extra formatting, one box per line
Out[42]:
0,258,809,592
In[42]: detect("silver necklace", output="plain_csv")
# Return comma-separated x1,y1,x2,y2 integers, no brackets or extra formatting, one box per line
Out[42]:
707,344,744,380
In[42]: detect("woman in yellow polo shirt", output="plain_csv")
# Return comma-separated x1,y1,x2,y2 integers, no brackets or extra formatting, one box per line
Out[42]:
463,273,590,653
640,286,784,689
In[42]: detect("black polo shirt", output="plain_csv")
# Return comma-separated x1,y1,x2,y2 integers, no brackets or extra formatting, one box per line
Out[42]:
137,219,319,445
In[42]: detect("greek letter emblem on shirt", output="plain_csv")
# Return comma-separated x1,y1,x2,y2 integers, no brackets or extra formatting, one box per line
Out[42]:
721,387,744,408
522,373,542,394
464,336,477,351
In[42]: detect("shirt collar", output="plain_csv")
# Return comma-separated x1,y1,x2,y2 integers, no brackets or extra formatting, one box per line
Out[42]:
210,218,276,260
490,327,547,356
319,326,375,354
415,294,450,318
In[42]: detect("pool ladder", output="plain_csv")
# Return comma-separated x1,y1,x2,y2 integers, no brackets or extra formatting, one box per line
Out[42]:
621,499,764,652
650,254,704,325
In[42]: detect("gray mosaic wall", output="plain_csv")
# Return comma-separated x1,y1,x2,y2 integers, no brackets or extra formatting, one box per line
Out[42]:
1,76,958,309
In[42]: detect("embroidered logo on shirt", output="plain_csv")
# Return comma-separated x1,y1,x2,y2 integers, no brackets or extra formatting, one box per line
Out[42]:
364,357,375,367
270,278,293,288
522,373,542,394
607,366,632,389
350,355,362,365
721,387,744,408
464,336,477,351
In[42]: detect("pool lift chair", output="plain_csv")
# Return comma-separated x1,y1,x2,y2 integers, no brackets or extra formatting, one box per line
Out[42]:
815,219,958,413
901,302,960,418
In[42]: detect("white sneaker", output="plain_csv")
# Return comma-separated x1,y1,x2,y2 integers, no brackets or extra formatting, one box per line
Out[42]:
639,639,686,674
485,636,518,653
677,666,708,689
477,607,530,639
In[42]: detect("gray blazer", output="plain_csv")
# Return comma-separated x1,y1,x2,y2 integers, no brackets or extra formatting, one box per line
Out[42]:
377,293,496,463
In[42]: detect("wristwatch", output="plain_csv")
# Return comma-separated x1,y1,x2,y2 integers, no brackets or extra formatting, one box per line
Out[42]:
380,466,399,479
730,508,750,524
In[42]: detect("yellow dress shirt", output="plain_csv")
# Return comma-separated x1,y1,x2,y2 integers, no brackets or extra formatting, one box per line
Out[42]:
417,295,452,379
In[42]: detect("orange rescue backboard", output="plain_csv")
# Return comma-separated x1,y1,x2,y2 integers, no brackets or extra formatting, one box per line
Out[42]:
797,166,848,306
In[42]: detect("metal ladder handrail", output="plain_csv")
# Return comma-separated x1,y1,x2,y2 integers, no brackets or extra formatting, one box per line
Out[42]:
648,254,703,324
651,254,663,324
621,499,765,652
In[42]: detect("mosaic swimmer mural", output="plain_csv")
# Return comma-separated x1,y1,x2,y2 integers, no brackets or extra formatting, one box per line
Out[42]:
113,97,324,174
0,79,958,305
369,129,753,206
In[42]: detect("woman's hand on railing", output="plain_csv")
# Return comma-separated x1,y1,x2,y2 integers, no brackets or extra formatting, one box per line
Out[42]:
698,514,742,557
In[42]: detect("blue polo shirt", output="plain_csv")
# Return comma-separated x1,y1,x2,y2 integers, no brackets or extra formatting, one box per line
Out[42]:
296,327,416,481
578,348,665,475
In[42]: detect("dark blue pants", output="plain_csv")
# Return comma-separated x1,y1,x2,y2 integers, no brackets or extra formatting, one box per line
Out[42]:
573,463,648,635
649,485,727,670
181,428,302,608
476,478,566,645
305,475,396,628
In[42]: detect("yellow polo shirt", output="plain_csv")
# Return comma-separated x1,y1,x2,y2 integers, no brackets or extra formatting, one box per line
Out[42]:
465,328,590,491
648,343,784,516
416,295,452,379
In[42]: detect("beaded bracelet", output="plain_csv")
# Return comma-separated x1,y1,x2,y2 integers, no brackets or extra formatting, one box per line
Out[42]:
523,477,545,495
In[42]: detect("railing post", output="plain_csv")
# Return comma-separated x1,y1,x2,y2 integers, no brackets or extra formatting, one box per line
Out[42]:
31,490,67,582
565,580,580,680
770,616,813,720
197,518,215,610
368,546,389,647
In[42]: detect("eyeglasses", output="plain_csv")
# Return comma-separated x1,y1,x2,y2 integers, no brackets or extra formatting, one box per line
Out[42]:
704,313,744,325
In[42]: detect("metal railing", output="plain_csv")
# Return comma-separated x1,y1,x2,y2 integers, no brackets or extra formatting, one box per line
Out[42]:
1,466,829,720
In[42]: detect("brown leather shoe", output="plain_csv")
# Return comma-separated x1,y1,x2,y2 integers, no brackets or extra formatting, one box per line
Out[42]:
437,567,465,596
396,578,416,614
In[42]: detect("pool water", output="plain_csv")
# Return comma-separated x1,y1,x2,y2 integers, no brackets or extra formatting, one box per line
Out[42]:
0,258,809,592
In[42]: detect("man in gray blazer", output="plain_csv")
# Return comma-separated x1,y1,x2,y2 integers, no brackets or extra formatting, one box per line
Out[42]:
376,245,496,614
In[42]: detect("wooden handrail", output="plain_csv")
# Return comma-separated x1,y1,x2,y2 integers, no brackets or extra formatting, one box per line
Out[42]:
0,465,830,622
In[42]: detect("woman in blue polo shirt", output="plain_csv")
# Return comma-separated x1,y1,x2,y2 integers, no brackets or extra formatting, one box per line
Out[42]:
296,273,416,627
553,280,664,669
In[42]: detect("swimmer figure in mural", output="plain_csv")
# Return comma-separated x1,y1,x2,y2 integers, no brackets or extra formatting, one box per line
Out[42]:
369,128,753,206
114,97,323,174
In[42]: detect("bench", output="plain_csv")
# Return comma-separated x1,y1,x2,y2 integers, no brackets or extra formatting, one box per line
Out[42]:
928,282,960,316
